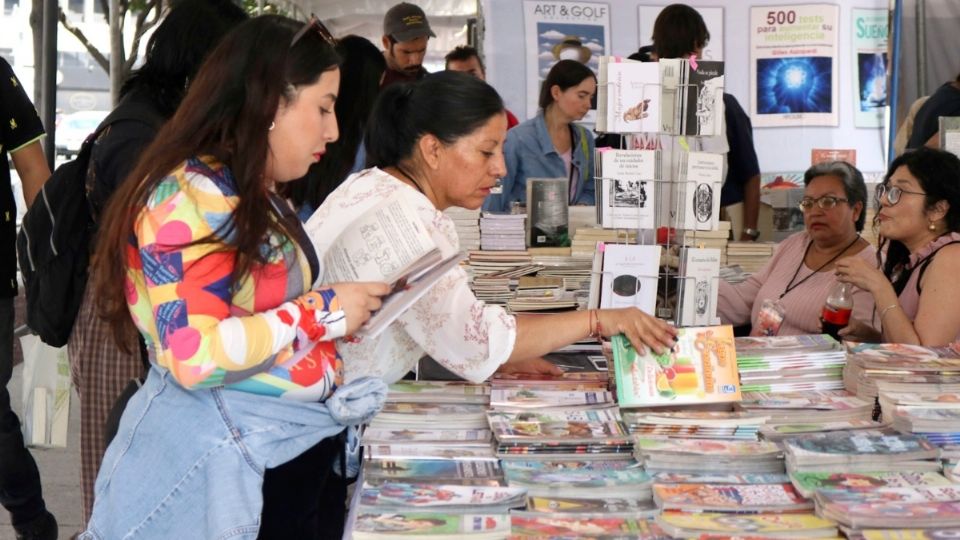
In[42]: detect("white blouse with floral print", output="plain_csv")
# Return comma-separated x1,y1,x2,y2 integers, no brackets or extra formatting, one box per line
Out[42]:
306,167,517,384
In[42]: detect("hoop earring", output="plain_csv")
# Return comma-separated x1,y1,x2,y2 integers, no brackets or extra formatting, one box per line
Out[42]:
269,121,275,131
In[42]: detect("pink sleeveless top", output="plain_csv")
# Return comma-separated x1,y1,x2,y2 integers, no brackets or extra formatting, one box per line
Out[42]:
894,232,960,342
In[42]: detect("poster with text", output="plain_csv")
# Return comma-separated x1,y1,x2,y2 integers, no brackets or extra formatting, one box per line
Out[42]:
852,8,888,128
638,6,724,61
523,0,611,122
749,4,839,127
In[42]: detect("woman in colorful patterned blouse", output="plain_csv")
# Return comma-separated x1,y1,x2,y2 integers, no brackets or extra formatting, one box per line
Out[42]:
81,16,389,540
309,71,678,386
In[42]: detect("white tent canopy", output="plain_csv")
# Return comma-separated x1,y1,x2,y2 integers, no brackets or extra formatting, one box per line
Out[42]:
281,0,478,70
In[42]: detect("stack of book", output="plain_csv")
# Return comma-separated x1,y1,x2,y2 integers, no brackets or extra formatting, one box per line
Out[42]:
814,485,960,532
656,512,839,539
726,241,776,273
736,391,875,428
784,432,942,475
480,213,526,251
634,438,784,475
653,481,812,513
622,410,765,441
879,389,960,472
354,380,523,539
444,206,481,251
735,334,847,394
506,275,579,312
570,227,637,258
843,342,960,399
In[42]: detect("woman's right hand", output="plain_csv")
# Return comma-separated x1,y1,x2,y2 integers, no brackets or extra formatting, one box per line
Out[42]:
330,282,391,335
597,307,677,355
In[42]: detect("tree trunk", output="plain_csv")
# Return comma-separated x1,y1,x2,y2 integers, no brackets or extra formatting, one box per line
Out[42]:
30,0,43,105
109,0,122,104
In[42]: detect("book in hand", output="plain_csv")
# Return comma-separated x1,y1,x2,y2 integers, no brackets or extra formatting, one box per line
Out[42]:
316,192,465,338
611,325,741,407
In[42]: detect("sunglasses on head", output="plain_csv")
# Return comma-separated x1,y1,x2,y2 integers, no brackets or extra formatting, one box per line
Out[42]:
290,14,336,48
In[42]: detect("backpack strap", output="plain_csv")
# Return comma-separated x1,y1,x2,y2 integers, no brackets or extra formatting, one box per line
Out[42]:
915,240,960,295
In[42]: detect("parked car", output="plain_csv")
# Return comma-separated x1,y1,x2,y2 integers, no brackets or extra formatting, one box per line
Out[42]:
55,110,109,159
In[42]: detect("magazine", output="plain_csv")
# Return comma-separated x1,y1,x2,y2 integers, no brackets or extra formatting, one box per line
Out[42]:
312,192,464,338
611,325,740,407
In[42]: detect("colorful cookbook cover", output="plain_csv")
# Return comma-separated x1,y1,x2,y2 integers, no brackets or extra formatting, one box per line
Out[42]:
612,325,740,407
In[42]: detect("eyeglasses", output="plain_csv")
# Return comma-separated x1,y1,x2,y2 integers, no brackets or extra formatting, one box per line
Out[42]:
798,195,849,211
290,14,336,48
875,184,926,206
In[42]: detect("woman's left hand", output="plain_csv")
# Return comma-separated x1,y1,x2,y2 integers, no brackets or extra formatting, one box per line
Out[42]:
834,256,886,294
496,357,564,376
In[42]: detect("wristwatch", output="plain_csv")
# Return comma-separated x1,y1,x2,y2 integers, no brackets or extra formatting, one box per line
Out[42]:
743,228,761,241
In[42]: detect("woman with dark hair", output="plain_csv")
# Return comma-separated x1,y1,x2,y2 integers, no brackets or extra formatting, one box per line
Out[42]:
68,0,248,522
286,34,386,215
308,71,676,388
718,161,875,335
483,59,597,212
836,148,960,345
81,15,389,539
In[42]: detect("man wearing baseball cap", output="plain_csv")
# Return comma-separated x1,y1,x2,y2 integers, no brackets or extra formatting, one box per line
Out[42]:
381,2,435,88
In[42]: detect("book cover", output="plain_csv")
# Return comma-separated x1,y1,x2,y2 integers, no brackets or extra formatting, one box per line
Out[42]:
652,472,790,485
599,244,661,314
360,482,526,509
527,496,658,515
611,325,740,407
677,152,724,231
363,459,502,481
653,483,811,511
657,511,836,535
489,419,628,442
510,513,670,538
635,437,780,458
489,388,614,410
597,149,659,230
790,471,950,498
784,433,939,460
504,468,652,489
659,59,725,137
353,512,510,537
605,60,661,133
526,178,569,247
678,247,721,326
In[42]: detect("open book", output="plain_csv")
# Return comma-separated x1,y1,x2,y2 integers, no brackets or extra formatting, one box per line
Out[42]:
320,193,464,338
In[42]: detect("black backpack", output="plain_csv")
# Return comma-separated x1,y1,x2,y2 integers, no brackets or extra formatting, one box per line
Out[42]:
16,106,159,347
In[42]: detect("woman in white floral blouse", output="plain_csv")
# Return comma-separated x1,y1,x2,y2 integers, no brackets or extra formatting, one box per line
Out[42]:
308,71,677,384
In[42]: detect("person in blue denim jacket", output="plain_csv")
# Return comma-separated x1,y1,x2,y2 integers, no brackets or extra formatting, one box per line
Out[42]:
483,60,596,212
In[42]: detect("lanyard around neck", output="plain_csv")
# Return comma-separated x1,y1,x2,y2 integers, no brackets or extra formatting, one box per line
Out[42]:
780,235,860,300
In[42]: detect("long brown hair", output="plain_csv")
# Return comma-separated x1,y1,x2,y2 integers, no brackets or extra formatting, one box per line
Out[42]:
92,15,341,349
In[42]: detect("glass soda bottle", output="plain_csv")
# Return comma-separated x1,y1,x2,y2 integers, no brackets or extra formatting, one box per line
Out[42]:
821,282,853,340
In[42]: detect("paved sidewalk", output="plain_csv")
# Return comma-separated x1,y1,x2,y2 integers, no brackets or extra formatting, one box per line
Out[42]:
0,363,83,539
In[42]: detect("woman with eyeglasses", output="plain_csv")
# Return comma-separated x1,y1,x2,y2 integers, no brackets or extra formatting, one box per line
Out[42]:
81,16,390,539
835,148,960,345
717,161,876,336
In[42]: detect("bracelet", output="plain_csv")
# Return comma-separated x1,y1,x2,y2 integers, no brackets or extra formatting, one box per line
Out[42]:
587,309,603,340
878,303,900,321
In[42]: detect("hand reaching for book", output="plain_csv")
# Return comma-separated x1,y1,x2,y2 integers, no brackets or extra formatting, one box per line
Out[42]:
598,308,677,356
329,282,391,335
